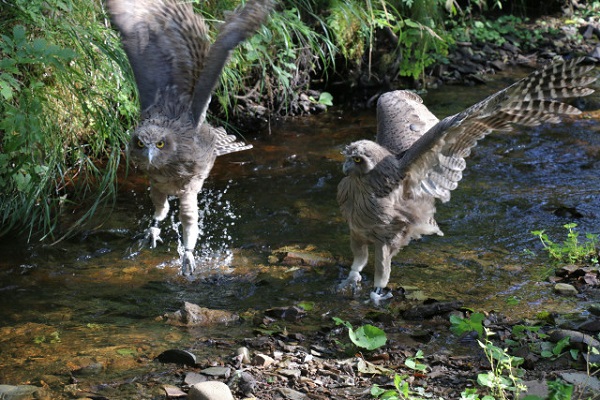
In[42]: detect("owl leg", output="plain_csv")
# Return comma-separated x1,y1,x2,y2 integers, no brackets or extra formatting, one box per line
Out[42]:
146,187,169,248
370,241,394,305
338,235,368,290
178,191,199,276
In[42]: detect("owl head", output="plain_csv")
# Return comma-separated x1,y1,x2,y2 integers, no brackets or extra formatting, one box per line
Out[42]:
128,123,176,171
341,140,391,176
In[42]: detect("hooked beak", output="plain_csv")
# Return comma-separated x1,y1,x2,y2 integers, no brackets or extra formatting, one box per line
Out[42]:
147,146,157,165
342,159,352,175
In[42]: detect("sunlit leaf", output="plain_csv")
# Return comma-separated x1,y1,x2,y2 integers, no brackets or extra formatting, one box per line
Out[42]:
349,324,387,350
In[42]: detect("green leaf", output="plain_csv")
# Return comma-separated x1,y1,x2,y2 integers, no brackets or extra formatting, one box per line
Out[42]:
371,385,385,397
297,301,314,311
332,317,352,330
540,350,553,358
405,358,427,371
348,324,387,350
318,91,333,106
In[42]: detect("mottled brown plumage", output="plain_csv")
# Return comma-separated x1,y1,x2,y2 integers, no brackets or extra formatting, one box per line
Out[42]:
338,58,596,304
107,0,272,274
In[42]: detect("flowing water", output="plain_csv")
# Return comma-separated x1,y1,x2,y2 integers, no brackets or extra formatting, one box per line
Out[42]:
1,69,599,396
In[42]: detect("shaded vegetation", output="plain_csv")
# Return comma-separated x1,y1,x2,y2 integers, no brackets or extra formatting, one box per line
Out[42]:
1,0,597,241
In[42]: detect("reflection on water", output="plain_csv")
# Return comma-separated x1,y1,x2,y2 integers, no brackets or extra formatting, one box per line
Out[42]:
0,71,599,394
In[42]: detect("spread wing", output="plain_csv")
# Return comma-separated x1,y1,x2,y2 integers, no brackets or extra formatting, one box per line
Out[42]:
376,90,439,154
190,0,273,126
396,58,596,203
108,0,273,126
106,0,210,112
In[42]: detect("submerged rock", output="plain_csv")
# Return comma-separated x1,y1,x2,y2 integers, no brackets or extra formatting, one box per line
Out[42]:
163,301,239,326
0,385,48,400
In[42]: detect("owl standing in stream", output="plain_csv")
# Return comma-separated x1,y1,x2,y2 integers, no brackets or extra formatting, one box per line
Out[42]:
337,58,596,304
107,0,272,274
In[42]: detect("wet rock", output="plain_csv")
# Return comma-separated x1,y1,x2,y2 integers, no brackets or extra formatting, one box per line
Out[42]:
553,206,583,219
185,372,208,386
264,306,306,321
577,317,600,332
0,384,48,400
200,366,231,378
155,349,197,366
270,246,336,267
589,304,600,316
71,361,104,376
554,283,578,296
402,300,462,320
163,301,239,326
188,381,234,400
488,60,507,71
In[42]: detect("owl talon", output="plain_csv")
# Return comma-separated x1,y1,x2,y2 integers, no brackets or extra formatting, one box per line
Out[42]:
370,287,393,306
181,250,196,276
336,271,362,295
146,226,163,248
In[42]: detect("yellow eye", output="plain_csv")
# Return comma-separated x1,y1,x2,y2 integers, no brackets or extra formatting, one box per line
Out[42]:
136,139,145,148
353,157,362,163
156,140,165,149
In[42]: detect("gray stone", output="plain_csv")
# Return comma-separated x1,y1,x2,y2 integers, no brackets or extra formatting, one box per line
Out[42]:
278,368,302,379
559,372,600,393
200,366,231,378
184,371,208,386
188,381,234,400
278,387,307,400
522,379,549,399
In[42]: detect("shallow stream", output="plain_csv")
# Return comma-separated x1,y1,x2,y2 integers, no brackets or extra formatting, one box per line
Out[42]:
1,68,599,396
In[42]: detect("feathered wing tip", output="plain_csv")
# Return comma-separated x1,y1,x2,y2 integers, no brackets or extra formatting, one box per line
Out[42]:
489,58,597,123
212,126,253,156
511,57,596,102
190,0,275,126
107,0,211,112
397,57,597,204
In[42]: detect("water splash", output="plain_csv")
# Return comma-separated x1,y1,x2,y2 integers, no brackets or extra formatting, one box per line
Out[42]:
168,181,238,270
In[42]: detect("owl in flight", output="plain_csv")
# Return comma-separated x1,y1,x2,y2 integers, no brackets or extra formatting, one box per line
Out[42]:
337,58,596,304
107,0,272,274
